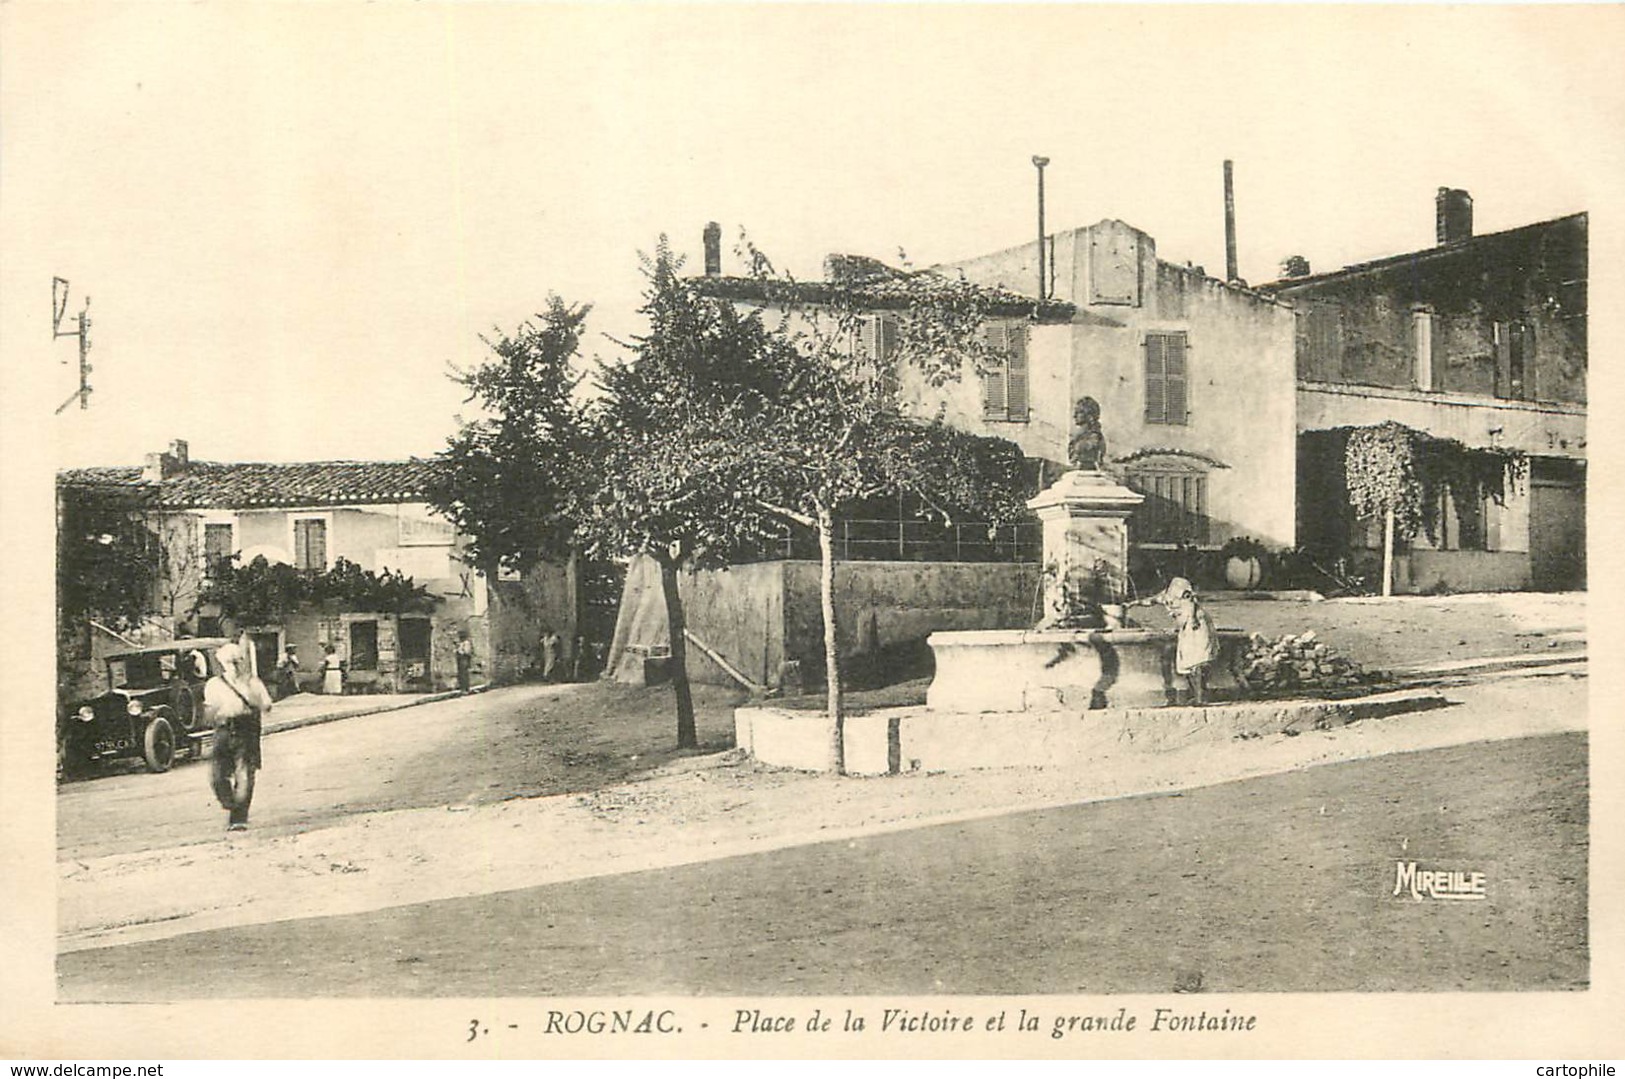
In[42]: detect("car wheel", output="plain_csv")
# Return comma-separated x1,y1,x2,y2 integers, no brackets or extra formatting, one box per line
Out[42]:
143,716,176,773
172,687,199,732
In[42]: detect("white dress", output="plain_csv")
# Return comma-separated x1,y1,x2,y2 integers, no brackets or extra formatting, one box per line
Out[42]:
322,657,344,694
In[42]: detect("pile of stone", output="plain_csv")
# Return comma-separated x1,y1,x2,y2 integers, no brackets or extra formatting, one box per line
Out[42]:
1240,630,1373,692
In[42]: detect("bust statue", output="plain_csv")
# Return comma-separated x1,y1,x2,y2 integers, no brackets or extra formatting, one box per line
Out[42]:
1067,396,1107,471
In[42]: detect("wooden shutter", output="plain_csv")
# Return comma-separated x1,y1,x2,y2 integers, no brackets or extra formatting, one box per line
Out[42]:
982,322,1009,419
878,315,900,397
295,519,327,571
1493,321,1510,399
1144,335,1167,423
1164,333,1188,424
203,524,232,569
1005,324,1029,421
1509,321,1532,400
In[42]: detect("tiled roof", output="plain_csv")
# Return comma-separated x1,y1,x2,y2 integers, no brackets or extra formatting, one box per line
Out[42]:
56,459,446,509
1255,212,1587,294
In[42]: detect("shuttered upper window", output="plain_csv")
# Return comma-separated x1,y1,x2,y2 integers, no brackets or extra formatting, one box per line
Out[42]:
981,321,1029,423
203,522,234,576
1494,320,1534,401
293,517,328,572
1144,331,1189,425
855,314,901,397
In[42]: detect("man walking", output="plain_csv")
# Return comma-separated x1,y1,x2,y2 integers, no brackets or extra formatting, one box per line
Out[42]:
205,642,273,833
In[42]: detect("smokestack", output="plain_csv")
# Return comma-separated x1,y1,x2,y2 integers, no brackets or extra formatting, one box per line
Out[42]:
1032,155,1050,299
1436,188,1473,244
1224,160,1239,283
702,221,722,276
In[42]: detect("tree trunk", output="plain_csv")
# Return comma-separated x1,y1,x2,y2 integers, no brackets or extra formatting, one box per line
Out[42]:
1382,505,1396,598
656,552,698,749
816,506,845,775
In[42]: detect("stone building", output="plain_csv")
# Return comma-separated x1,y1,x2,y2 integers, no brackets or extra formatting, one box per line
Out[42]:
936,217,1300,557
58,441,570,693
1258,193,1587,592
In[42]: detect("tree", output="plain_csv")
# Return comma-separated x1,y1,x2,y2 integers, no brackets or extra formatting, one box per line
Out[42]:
720,248,1033,771
426,298,592,577
1344,421,1526,596
56,479,164,627
573,243,784,749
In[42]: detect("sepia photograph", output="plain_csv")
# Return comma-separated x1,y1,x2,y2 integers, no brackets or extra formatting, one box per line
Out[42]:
2,0,1621,1062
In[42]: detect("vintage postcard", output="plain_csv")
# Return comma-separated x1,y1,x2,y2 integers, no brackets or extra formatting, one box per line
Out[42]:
2,1,1622,1062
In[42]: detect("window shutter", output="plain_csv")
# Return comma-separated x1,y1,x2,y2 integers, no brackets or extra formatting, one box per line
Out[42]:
1144,335,1166,423
1165,333,1188,424
1005,324,1029,421
1509,321,1533,400
1493,321,1510,399
296,520,327,571
878,316,900,396
982,322,1009,419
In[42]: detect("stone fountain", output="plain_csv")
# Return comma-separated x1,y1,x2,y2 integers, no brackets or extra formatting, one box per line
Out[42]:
925,397,1246,712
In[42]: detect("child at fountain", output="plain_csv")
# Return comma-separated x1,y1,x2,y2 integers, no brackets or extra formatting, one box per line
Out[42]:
1130,577,1219,705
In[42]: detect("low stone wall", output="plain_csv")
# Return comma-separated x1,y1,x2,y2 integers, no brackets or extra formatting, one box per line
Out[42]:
737,688,1449,776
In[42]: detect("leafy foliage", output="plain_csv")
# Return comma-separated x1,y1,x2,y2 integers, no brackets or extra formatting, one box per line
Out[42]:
56,481,164,624
200,555,437,625
1343,420,1526,544
427,298,591,575
574,242,786,569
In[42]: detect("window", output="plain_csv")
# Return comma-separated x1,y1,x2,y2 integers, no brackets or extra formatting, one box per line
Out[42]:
1125,466,1209,545
1429,487,1490,551
348,620,379,671
854,315,901,397
1302,306,1343,381
1144,332,1189,425
1494,320,1534,401
293,517,328,571
202,522,234,576
1412,307,1435,391
981,321,1029,422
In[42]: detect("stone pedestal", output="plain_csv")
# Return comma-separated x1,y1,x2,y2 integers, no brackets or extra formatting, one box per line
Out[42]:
1025,469,1144,622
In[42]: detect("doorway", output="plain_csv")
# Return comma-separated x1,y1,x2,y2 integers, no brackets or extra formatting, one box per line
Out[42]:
248,631,281,684
399,618,433,690
1529,458,1585,591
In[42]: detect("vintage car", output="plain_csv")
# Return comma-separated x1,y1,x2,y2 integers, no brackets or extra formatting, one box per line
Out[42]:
59,638,233,776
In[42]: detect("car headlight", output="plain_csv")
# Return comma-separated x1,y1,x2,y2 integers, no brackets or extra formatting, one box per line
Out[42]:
126,699,143,716
77,706,95,722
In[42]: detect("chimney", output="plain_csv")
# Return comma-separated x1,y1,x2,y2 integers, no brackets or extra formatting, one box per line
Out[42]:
142,440,189,482
1436,188,1473,244
703,222,722,276
1224,159,1239,283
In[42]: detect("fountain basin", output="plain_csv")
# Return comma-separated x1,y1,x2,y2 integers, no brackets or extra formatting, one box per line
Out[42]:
926,627,1250,712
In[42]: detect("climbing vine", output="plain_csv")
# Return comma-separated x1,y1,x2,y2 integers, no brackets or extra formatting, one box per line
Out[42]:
1342,421,1526,546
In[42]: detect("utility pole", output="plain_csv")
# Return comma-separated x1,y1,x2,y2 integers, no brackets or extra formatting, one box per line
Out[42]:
1032,155,1050,299
53,276,93,413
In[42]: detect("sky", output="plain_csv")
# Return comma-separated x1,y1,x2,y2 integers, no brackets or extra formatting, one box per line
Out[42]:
3,3,1622,469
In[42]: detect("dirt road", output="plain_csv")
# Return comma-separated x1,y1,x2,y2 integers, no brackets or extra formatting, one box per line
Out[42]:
58,729,1587,998
57,681,745,861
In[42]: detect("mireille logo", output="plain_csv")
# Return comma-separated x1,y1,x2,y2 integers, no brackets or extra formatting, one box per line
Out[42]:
1393,860,1487,901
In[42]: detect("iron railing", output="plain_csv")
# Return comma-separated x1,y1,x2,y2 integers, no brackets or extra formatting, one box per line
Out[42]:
765,518,1041,564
